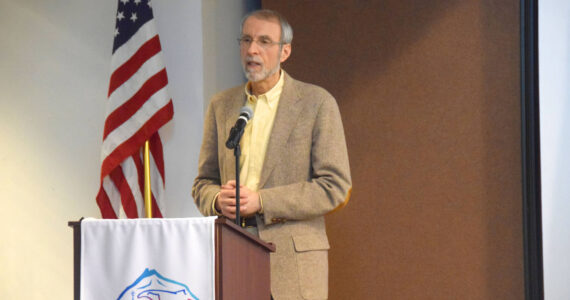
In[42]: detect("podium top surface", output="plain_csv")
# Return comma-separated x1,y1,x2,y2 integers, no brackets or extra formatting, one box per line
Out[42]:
68,217,276,252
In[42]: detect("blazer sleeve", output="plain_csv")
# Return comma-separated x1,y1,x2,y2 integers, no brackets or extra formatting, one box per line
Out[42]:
192,100,222,216
259,91,352,224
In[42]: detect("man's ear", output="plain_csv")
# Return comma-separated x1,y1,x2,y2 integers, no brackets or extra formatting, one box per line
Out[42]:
280,44,291,63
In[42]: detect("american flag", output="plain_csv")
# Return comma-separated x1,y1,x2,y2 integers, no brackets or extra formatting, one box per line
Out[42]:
96,0,173,218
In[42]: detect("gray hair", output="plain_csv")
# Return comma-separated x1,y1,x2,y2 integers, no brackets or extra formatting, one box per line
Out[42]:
240,9,293,45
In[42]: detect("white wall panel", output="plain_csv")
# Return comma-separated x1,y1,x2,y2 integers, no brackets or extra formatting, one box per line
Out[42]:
539,1,570,299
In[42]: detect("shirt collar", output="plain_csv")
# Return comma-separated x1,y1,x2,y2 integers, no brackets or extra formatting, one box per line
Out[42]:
244,70,285,108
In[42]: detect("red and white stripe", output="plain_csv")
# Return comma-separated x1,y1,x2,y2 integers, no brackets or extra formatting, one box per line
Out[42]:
96,18,172,219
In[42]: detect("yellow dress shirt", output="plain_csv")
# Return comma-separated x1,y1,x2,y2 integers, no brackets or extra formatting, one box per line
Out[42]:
240,71,285,192
212,71,284,215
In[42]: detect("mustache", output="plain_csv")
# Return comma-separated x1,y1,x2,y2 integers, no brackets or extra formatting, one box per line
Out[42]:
245,56,263,64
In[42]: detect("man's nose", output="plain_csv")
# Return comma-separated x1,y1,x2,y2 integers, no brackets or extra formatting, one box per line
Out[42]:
246,40,261,55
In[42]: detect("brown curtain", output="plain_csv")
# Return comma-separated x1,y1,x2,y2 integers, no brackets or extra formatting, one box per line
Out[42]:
262,1,524,299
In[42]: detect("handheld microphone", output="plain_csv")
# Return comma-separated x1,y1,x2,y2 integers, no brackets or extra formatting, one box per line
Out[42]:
225,106,253,149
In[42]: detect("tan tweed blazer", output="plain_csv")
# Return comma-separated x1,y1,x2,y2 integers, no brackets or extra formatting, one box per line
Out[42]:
193,71,352,300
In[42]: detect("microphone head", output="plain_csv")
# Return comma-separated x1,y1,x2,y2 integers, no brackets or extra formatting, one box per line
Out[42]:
240,106,254,120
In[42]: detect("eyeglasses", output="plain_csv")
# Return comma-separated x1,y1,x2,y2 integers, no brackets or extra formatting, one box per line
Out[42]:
237,36,284,49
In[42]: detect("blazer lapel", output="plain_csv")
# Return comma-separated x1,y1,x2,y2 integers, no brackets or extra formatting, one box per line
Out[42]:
222,92,247,182
259,72,303,187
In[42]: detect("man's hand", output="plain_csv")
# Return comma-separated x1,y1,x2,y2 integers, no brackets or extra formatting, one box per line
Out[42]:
215,180,261,219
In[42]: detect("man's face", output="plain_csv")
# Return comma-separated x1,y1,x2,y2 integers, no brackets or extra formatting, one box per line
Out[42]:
240,16,289,82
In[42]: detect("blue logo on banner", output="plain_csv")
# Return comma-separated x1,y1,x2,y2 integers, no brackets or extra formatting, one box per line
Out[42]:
117,268,199,300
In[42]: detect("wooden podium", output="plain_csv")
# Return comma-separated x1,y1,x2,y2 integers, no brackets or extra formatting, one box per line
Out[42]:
68,217,275,300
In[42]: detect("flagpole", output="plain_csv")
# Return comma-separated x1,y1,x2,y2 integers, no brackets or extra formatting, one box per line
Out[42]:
144,140,152,218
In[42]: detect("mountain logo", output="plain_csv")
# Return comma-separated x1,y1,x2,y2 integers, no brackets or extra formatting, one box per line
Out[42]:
117,268,199,300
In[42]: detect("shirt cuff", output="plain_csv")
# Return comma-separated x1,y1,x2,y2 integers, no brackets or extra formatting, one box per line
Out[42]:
258,192,264,214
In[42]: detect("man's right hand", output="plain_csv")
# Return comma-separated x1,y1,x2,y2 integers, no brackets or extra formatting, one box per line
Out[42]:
215,180,260,219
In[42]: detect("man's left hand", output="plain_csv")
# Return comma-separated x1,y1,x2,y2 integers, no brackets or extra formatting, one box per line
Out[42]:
220,180,261,218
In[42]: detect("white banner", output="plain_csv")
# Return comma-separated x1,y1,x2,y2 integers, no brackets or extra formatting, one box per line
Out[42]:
80,217,216,300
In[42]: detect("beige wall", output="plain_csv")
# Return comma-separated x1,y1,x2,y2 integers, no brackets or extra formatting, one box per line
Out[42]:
0,1,111,296
263,1,524,299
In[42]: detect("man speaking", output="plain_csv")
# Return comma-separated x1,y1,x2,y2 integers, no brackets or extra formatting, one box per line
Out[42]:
192,9,352,300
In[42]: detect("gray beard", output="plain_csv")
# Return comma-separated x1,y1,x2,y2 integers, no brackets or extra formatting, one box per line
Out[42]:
243,62,281,83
